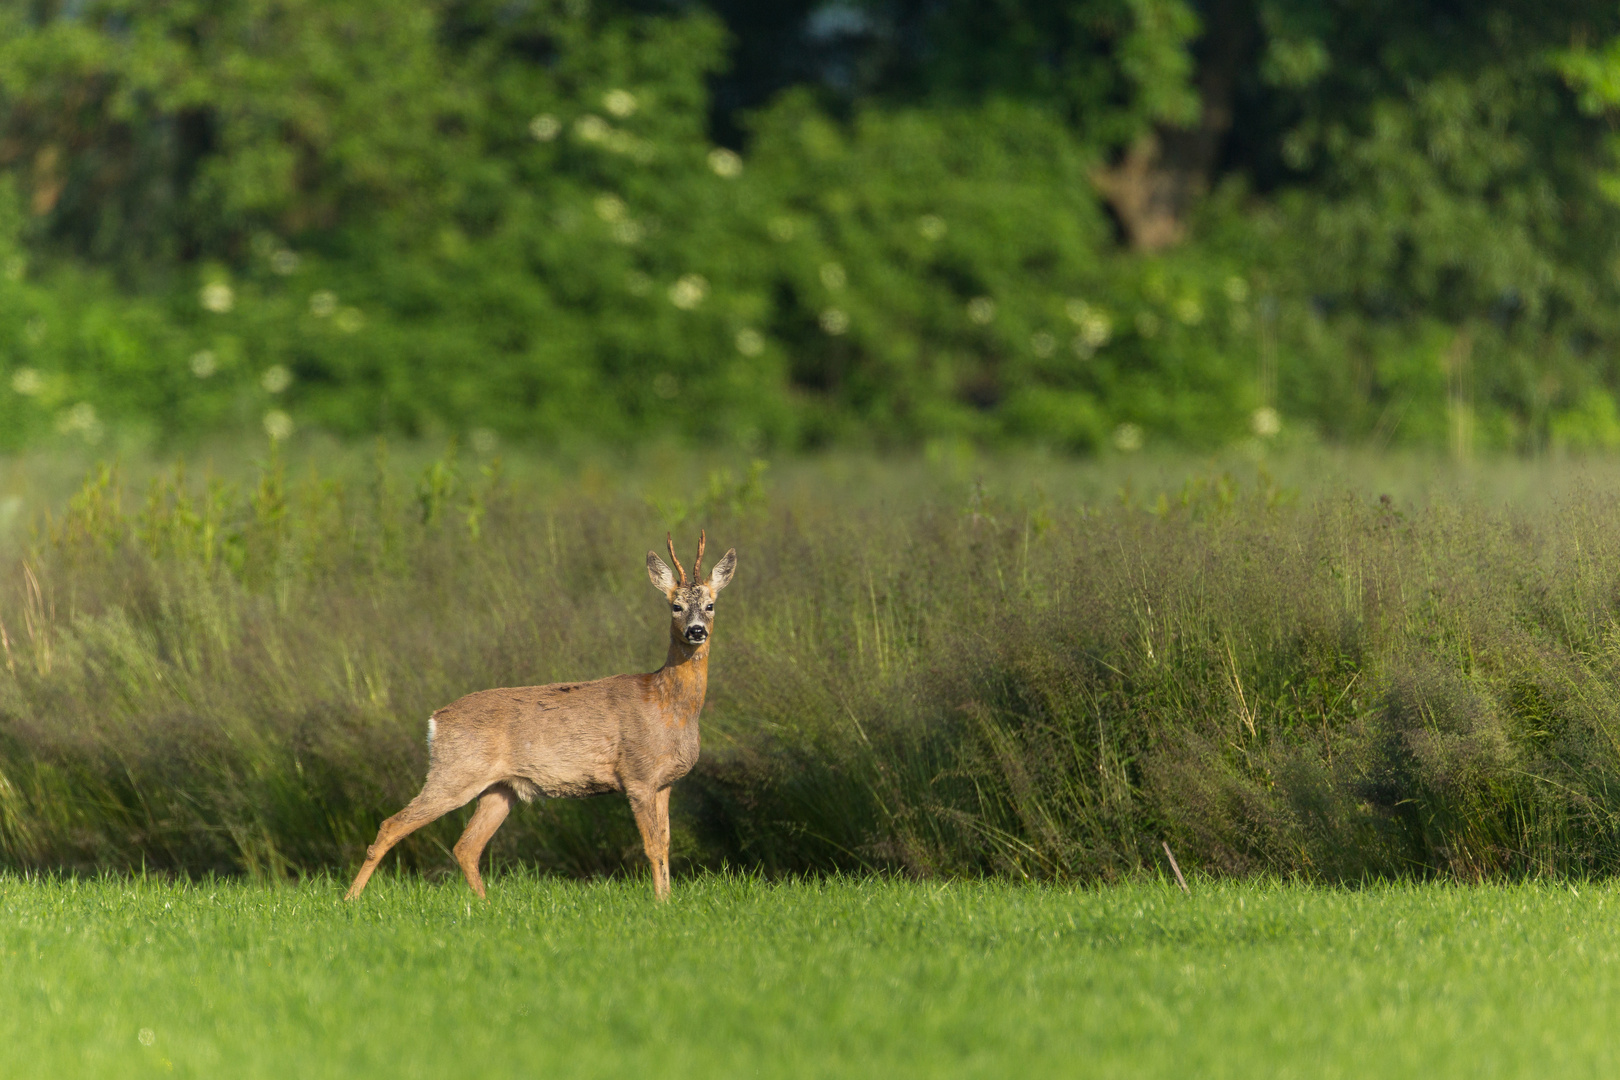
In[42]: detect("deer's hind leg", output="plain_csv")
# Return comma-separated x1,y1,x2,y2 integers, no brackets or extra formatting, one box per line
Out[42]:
344,782,475,900
453,784,518,900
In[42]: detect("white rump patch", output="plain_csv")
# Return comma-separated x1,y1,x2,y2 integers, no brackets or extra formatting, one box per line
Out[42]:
426,715,437,752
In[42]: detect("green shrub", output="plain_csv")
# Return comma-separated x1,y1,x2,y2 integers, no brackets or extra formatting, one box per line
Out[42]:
3,451,1620,883
2,1,1620,455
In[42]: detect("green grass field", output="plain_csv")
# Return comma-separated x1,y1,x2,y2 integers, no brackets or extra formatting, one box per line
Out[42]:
2,873,1617,1079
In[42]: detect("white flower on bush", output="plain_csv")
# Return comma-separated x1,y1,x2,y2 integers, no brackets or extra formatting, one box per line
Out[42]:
612,220,643,245
1113,423,1143,452
200,281,234,313
528,114,560,141
270,250,300,275
735,329,765,356
819,308,849,335
261,365,292,394
58,402,101,442
334,307,364,333
309,290,337,317
1251,407,1282,438
967,297,996,325
1080,311,1112,349
573,115,646,158
594,194,626,222
603,89,638,118
1065,300,1112,347
668,274,709,310
11,368,42,395
819,262,846,290
138,1028,155,1047
1175,296,1204,325
708,148,742,178
263,410,294,442
917,215,946,241
190,351,217,378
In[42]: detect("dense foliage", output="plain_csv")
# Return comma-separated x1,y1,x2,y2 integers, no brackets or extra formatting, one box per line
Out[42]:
6,452,1620,883
4,1,1620,453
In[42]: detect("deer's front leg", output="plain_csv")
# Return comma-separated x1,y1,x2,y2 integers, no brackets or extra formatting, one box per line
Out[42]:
627,787,671,900
656,786,672,896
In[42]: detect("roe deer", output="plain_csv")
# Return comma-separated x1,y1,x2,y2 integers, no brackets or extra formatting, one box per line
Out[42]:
343,531,736,901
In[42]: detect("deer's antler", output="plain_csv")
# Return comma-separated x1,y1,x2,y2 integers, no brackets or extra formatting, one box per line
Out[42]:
692,529,706,582
666,532,686,586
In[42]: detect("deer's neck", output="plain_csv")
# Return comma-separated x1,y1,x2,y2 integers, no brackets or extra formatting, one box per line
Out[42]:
652,633,709,721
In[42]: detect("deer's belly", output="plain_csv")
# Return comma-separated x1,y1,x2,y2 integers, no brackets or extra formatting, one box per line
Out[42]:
533,774,621,799
514,766,621,800
511,733,622,799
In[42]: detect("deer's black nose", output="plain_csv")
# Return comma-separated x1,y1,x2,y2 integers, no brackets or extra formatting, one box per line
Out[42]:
685,625,707,641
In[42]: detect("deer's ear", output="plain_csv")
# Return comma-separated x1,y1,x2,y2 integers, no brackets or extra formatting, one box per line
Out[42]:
707,548,737,592
647,552,678,592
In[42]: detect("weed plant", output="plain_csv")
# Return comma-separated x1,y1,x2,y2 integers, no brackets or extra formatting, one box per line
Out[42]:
2,448,1620,883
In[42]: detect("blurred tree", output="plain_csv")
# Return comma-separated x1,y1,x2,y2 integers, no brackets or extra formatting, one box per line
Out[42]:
0,0,1617,454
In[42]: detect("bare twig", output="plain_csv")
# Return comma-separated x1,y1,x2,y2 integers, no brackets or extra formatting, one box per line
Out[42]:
1162,841,1190,895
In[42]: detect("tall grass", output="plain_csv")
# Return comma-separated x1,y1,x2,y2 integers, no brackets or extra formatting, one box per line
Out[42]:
3,446,1620,883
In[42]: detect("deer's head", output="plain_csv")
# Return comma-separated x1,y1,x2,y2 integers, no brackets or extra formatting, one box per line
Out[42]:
647,530,736,646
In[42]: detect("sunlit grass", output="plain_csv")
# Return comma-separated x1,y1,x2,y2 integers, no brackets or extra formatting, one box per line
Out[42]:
4,873,1619,1078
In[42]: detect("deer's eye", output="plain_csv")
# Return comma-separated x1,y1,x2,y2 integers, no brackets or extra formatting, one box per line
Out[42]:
705,604,713,612
671,604,682,612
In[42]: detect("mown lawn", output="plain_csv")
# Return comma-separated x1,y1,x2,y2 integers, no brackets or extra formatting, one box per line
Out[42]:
1,873,1617,1079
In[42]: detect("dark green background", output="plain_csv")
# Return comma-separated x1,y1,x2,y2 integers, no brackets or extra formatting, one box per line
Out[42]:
3,0,1620,454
